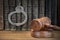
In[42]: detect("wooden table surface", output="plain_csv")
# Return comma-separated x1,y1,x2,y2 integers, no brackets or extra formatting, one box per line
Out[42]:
0,31,60,40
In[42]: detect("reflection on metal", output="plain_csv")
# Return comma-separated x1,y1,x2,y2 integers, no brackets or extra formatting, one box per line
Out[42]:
8,5,27,26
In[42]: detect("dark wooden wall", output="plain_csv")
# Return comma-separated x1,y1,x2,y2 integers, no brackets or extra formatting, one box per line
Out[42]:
3,0,45,31
0,0,3,30
1,0,58,31
45,0,57,25
57,0,60,26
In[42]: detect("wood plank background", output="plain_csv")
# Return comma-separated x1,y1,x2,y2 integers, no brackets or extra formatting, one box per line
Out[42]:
2,0,57,31
0,0,3,30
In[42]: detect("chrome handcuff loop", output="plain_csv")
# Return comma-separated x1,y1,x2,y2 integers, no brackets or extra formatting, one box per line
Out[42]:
8,5,27,26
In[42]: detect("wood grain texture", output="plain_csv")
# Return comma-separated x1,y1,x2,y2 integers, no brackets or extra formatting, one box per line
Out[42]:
0,31,60,40
31,31,53,38
30,17,51,31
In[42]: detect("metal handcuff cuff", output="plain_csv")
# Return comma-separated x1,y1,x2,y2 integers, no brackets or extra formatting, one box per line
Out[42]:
8,5,27,26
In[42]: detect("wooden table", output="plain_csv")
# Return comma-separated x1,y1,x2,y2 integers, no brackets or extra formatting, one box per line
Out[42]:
0,31,60,40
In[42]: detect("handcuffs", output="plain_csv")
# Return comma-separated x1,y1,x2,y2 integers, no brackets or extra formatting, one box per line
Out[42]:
8,5,27,26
